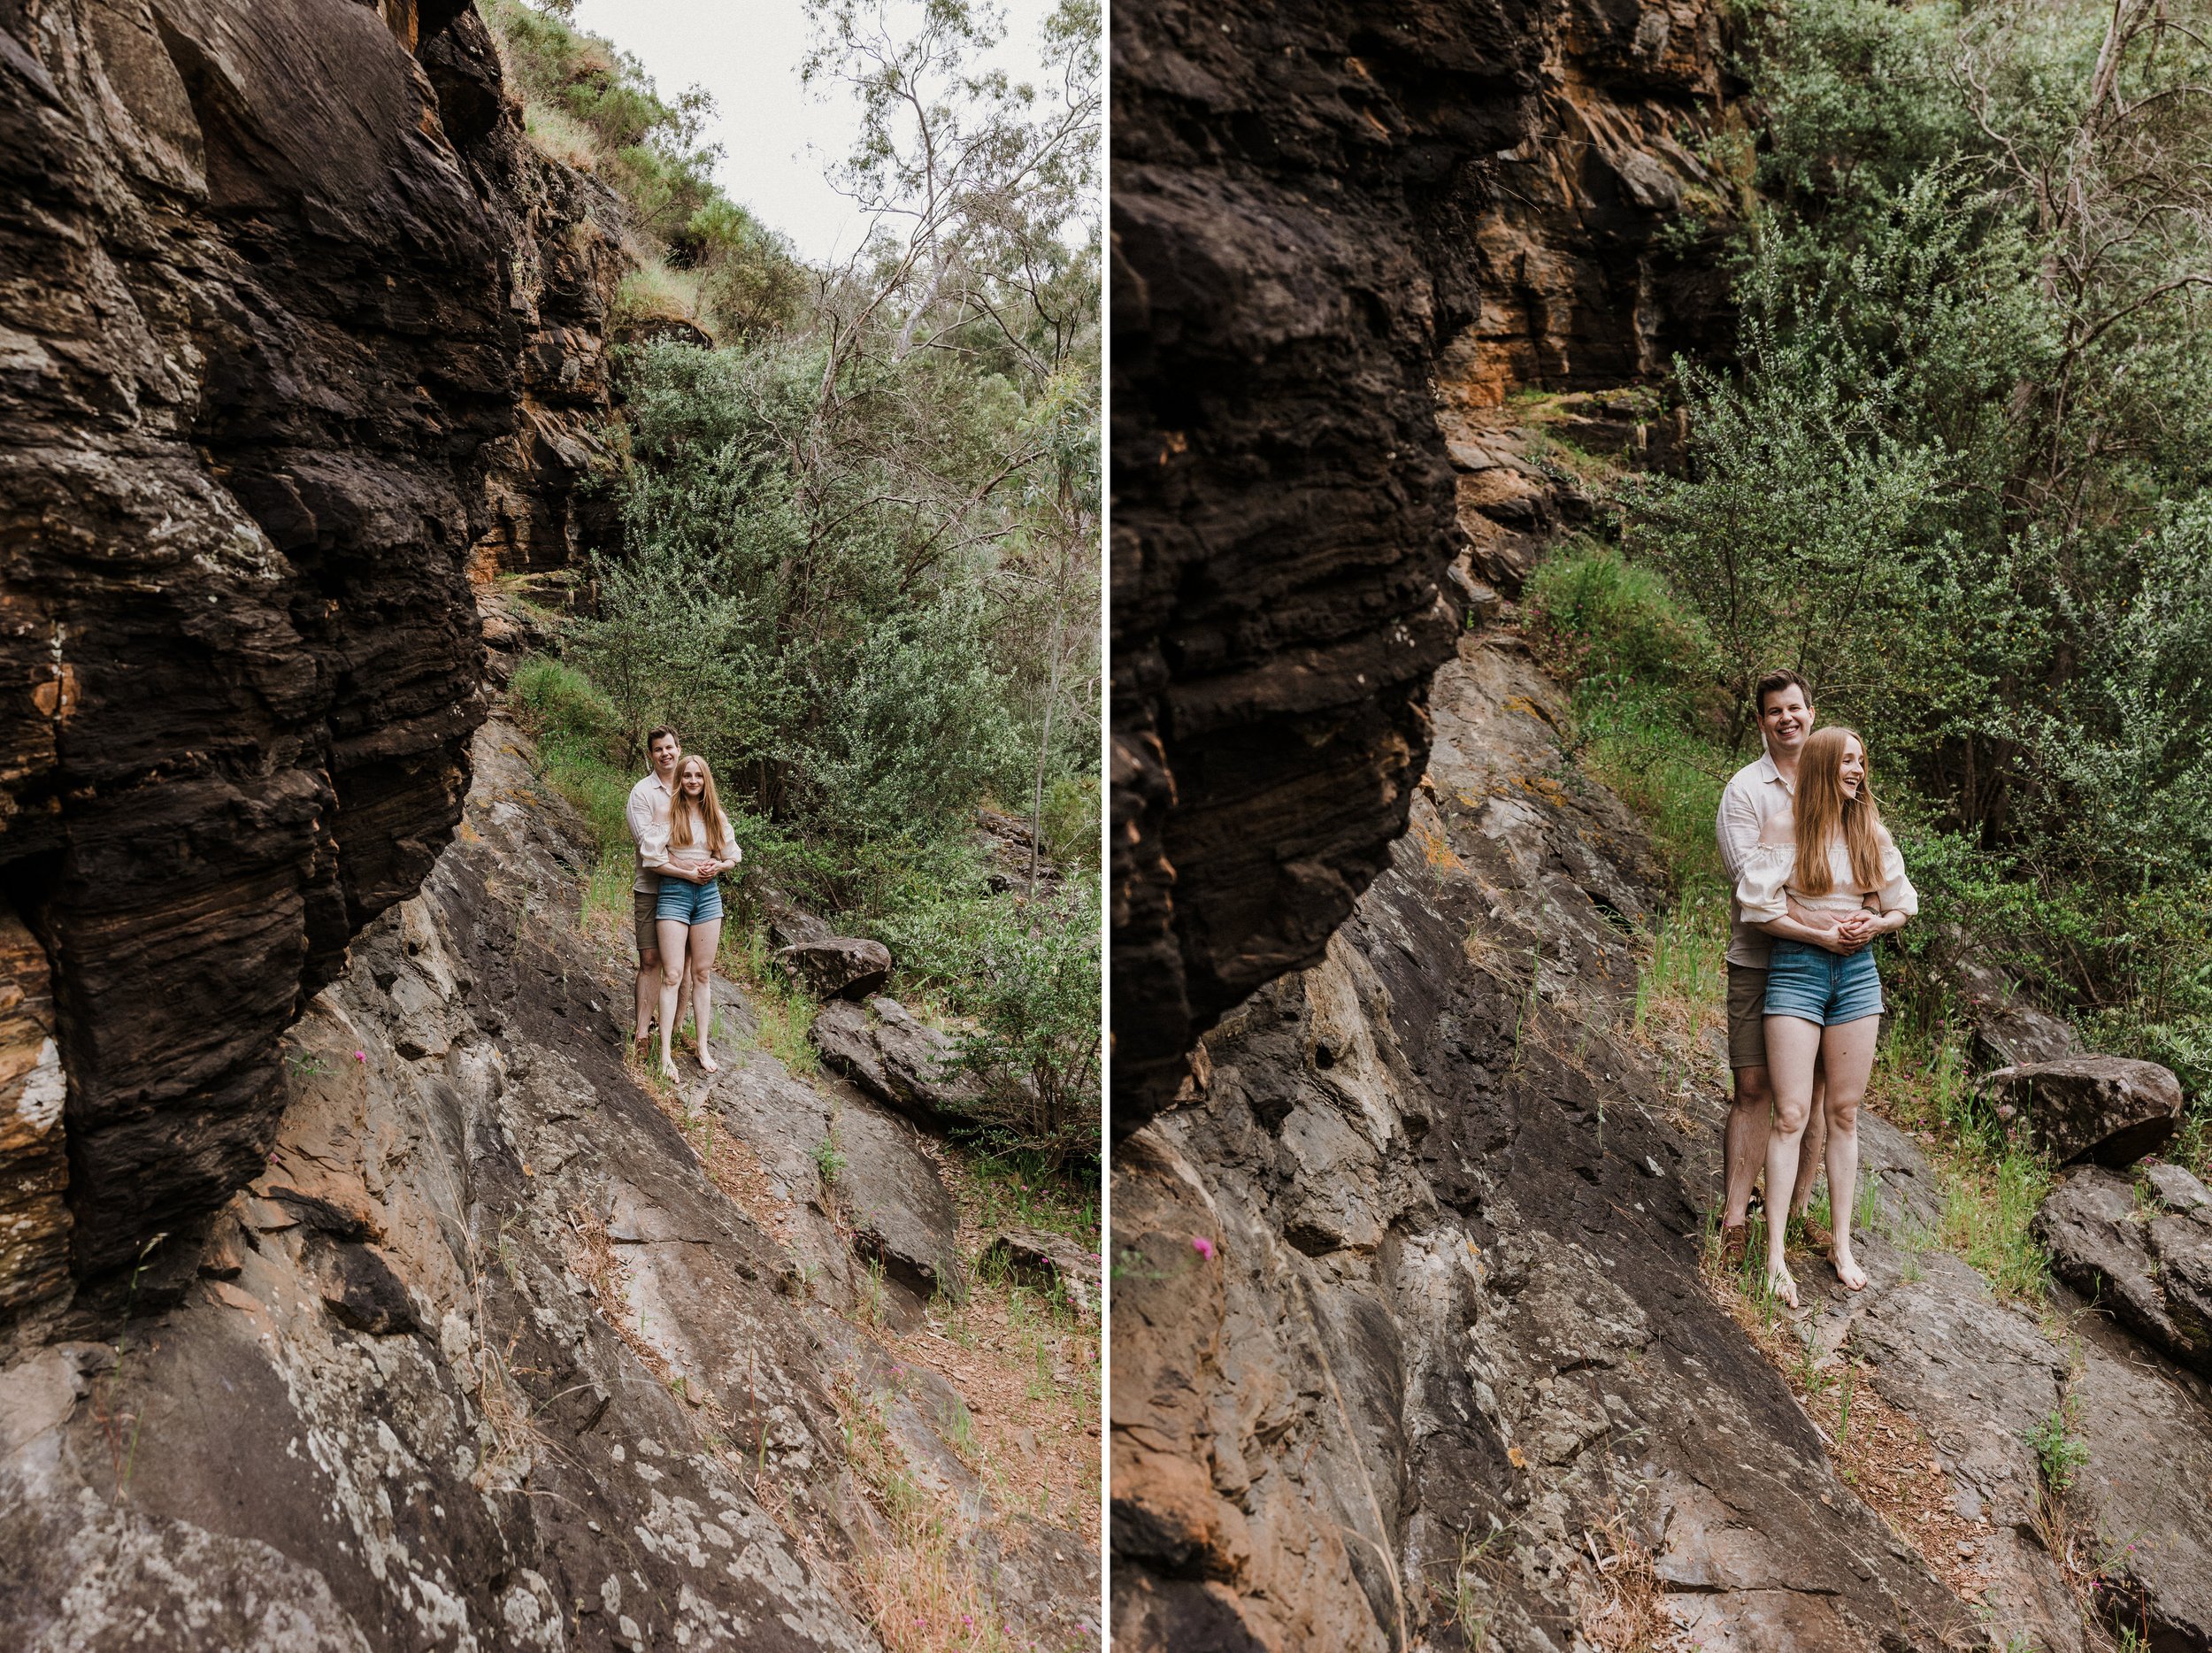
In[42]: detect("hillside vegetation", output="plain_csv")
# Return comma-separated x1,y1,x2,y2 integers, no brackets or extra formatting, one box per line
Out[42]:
485,0,1102,1171
1540,0,2212,1173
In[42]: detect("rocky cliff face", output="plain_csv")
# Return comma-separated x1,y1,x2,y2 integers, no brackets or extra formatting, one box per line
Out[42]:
0,0,618,1316
1110,0,1734,1126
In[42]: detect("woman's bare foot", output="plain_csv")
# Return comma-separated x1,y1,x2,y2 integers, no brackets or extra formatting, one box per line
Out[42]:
1767,1262,1800,1309
697,1043,718,1075
659,1056,679,1082
1832,1249,1869,1292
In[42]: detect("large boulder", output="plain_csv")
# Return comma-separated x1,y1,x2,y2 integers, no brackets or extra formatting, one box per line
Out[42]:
2035,1164,2212,1374
1982,1054,2183,1166
778,937,892,1002
810,997,981,1129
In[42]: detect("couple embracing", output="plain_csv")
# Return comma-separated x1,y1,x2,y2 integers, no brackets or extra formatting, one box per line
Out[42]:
624,726,741,1081
1716,670,1918,1308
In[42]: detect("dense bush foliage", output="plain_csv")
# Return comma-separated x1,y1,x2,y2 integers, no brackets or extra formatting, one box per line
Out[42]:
1593,0,2212,1126
491,0,1101,1172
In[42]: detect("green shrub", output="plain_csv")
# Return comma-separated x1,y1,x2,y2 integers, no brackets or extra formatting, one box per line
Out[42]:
949,882,1102,1172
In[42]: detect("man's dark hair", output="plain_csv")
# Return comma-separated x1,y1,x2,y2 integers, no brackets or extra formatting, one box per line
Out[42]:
1755,669,1815,715
646,726,680,751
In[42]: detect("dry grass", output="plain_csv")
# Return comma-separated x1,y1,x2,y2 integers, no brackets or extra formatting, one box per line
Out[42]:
828,1376,1029,1653
1577,1505,1678,1653
888,1146,1101,1545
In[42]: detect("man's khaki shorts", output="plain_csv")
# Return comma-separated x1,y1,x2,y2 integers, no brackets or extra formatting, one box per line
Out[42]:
634,882,661,958
1726,962,1768,1070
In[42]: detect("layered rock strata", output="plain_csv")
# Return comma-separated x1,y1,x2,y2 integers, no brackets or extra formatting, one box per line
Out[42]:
1110,0,1735,1126
0,0,619,1307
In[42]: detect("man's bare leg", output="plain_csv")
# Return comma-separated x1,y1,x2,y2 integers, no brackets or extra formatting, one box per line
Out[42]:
1724,1064,1772,1228
634,949,660,1044
1721,1064,1771,1269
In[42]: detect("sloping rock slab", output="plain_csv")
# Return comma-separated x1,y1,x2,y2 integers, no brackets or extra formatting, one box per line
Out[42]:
837,1104,969,1311
2036,1164,2212,1374
981,1226,1099,1316
779,938,892,1002
1983,1055,2182,1166
811,997,980,1129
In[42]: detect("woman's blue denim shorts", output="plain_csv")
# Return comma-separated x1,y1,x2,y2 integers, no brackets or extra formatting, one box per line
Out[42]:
654,873,723,926
1763,936,1883,1026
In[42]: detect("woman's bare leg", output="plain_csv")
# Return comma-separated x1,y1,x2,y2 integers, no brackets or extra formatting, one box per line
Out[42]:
1763,1015,1824,1308
1819,1015,1881,1291
689,916,723,1073
657,916,688,1080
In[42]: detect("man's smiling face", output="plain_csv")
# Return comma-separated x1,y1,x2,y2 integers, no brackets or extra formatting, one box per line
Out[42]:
1760,686,1813,757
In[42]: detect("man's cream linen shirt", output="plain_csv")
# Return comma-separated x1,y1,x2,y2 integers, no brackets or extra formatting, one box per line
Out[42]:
626,773,672,896
1716,750,1793,969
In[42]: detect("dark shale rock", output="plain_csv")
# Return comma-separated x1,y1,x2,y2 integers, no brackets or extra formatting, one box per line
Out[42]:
2036,1163,2212,1375
779,936,894,1002
0,0,623,1307
1984,1054,2185,1168
1109,0,1737,1127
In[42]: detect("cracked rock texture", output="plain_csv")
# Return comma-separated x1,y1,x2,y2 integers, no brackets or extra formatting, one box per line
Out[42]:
0,0,622,1307
0,711,1098,1651
1110,0,1736,1125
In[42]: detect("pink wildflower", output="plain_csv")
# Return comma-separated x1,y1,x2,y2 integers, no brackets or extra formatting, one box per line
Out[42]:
352,1050,366,1064
1191,1234,1215,1261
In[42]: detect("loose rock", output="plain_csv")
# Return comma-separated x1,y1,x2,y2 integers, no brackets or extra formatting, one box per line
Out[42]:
811,997,980,1129
778,937,893,1002
1981,1054,2184,1166
2037,1165,2212,1374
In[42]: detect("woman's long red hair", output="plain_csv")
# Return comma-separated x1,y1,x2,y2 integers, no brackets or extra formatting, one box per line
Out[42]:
669,756,734,857
1793,726,1886,896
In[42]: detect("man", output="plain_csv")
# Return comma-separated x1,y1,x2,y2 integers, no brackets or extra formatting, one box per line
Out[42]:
1714,669,1855,1267
626,727,683,1049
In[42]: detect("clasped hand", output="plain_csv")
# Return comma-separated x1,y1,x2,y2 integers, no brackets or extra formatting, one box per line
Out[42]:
1822,909,1878,953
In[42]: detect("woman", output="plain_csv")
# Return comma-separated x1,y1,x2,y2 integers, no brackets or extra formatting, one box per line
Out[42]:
1735,726,1916,1306
655,755,740,1080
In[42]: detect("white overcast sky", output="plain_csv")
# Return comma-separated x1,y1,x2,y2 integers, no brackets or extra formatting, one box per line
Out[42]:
566,0,1066,265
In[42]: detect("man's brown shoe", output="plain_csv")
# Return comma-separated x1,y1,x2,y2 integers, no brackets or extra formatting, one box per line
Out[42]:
1793,1214,1835,1254
1720,1223,1750,1271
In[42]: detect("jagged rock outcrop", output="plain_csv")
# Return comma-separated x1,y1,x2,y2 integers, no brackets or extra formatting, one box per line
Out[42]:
419,12,628,587
0,712,1100,1651
0,0,623,1313
1110,0,1736,1126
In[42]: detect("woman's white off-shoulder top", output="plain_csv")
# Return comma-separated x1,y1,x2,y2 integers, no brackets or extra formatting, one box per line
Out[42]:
1735,828,1917,924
